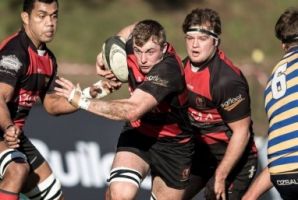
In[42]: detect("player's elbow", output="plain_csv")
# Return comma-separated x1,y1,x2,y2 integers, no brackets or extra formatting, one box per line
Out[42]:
44,106,61,116
126,108,143,121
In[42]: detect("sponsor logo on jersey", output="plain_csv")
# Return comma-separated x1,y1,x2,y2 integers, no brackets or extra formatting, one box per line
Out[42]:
0,55,22,72
276,179,298,186
220,94,245,111
146,75,169,87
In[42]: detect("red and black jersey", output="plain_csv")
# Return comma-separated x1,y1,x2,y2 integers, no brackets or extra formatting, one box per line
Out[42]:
0,28,57,130
184,50,255,149
125,39,192,139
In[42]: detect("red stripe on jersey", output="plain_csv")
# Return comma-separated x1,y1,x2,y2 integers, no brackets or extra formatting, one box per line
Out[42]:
27,47,53,76
14,119,26,129
127,54,144,83
218,50,241,76
132,121,181,138
167,44,185,75
0,31,19,50
178,137,192,144
184,60,212,100
178,89,188,105
199,132,229,144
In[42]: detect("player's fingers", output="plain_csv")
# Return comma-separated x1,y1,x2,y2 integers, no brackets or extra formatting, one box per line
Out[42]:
108,80,122,89
58,77,75,89
102,71,116,79
54,88,69,98
222,193,226,200
6,141,20,149
4,135,16,142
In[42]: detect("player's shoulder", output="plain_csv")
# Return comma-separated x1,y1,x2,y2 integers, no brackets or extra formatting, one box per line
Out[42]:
0,32,28,71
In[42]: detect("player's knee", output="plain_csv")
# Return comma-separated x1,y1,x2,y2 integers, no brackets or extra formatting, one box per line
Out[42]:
24,174,63,200
0,149,29,182
5,162,30,180
107,167,143,200
108,187,134,200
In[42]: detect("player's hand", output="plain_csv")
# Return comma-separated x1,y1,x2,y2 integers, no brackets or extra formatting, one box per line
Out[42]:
4,125,21,149
55,77,91,110
214,175,227,200
96,52,117,80
205,176,226,200
91,80,121,97
54,77,76,100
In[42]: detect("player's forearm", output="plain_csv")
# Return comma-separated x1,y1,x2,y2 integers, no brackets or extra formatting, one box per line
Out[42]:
43,93,78,115
215,129,250,180
0,97,14,131
87,99,141,121
242,167,273,200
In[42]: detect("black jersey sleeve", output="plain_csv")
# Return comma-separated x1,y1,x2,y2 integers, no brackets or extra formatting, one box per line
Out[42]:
212,70,251,123
0,51,26,87
138,55,185,102
45,53,58,94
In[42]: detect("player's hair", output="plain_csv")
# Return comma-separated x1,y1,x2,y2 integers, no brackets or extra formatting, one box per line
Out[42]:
23,0,58,14
132,19,166,47
182,8,221,35
275,7,298,45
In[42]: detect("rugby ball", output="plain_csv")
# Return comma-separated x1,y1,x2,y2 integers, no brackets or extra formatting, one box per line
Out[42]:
102,36,128,82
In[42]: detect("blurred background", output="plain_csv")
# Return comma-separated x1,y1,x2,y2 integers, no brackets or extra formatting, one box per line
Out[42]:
2,0,298,135
1,0,298,199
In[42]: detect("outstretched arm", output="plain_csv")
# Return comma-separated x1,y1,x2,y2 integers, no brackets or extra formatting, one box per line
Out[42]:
54,77,158,121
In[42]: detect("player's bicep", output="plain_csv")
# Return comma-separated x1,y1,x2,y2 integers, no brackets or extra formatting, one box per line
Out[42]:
128,88,158,117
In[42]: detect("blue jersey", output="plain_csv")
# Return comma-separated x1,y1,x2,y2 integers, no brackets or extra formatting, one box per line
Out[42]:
264,46,298,174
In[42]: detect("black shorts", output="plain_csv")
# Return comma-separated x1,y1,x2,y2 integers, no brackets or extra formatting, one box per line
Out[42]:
192,141,258,199
116,129,195,189
271,172,298,200
17,133,46,171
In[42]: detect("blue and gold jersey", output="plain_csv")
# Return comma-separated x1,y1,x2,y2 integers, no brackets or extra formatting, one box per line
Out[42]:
264,46,298,174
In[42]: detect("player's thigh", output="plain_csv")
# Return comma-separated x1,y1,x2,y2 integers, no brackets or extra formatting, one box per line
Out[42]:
112,151,149,173
182,175,207,200
152,176,185,200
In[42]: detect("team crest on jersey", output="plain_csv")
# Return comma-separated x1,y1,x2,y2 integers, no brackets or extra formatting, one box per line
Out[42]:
0,55,22,72
181,166,190,181
221,94,245,111
195,96,206,108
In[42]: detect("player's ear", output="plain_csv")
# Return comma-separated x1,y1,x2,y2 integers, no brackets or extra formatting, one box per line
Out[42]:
214,38,220,47
162,43,167,54
282,43,288,51
21,12,29,25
